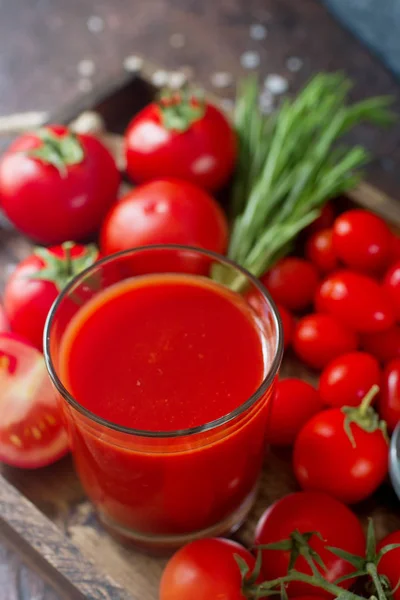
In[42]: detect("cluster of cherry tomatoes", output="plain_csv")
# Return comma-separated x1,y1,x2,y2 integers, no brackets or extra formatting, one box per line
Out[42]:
264,206,400,504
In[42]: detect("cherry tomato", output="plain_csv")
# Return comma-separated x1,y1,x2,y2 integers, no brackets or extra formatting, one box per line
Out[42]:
293,313,358,370
316,270,395,333
383,260,400,320
100,179,228,257
268,379,323,446
390,234,400,264
361,326,400,364
319,351,381,408
0,303,9,333
276,303,295,350
379,359,400,433
0,126,120,244
0,334,68,468
305,228,338,274
377,531,400,600
332,209,392,274
293,390,388,503
261,258,318,313
125,95,236,192
307,203,335,234
4,243,99,350
160,538,258,600
254,492,365,597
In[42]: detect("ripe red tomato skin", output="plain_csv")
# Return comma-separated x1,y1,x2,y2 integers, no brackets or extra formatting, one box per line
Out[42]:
0,126,120,244
316,270,395,333
125,102,236,192
268,379,323,446
383,260,400,320
377,531,400,600
261,258,319,312
100,179,228,257
293,408,388,504
307,203,335,234
332,209,392,273
293,313,358,370
254,491,365,597
159,538,258,600
361,326,400,364
379,359,400,433
390,235,400,264
319,352,381,408
276,303,295,350
4,244,99,350
305,228,338,274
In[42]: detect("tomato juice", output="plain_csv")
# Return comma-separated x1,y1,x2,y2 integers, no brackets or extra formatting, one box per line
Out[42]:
46,248,281,548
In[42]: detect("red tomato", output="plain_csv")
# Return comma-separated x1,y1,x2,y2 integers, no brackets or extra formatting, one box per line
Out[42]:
0,334,68,468
293,313,358,370
254,492,365,597
125,96,236,192
390,234,400,264
0,126,120,244
0,303,9,333
268,378,323,446
307,203,335,234
332,209,392,274
379,359,400,433
276,303,295,350
100,179,228,257
316,270,395,333
4,243,99,350
361,326,400,364
293,391,388,503
305,228,338,274
383,260,400,320
377,531,400,600
261,258,318,313
319,352,381,408
160,538,258,600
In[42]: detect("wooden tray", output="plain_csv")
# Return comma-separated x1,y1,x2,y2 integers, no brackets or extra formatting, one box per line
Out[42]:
1,62,400,600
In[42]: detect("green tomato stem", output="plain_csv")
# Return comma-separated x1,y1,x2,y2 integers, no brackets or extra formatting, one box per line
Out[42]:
366,562,387,600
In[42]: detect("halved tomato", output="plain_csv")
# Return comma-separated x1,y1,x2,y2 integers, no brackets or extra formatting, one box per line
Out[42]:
0,334,69,468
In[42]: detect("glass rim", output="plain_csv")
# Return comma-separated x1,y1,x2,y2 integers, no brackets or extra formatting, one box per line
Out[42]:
44,244,283,439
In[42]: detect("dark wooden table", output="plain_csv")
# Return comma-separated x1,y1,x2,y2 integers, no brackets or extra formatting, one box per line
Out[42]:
0,0,399,597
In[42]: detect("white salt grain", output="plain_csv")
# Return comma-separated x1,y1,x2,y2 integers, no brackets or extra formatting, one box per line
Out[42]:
77,59,95,77
152,70,169,87
123,55,143,73
286,56,303,72
250,24,267,40
240,51,260,69
168,71,187,89
87,15,104,33
210,72,233,88
264,74,288,95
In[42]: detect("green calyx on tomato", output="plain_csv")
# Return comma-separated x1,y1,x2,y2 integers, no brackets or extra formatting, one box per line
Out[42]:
158,86,206,133
29,242,99,293
341,385,388,448
244,521,400,600
27,128,84,177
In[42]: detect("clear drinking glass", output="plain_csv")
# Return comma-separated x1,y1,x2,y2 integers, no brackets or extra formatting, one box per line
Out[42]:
44,245,283,551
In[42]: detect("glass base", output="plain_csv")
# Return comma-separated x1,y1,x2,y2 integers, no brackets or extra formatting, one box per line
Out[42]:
97,483,259,554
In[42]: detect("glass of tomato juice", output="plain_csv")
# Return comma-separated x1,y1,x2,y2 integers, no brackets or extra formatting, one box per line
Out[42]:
44,245,282,551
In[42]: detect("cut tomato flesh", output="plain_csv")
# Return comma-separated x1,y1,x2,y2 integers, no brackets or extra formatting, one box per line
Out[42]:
0,334,69,468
